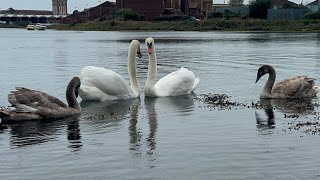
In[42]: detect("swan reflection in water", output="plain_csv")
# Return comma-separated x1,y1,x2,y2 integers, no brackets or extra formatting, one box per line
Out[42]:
2,98,142,151
255,98,316,133
260,98,315,114
128,95,195,167
255,107,275,132
80,98,141,130
3,116,82,151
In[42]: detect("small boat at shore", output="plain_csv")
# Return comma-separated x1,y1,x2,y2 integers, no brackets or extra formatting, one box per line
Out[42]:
26,23,46,31
35,23,46,30
26,24,35,30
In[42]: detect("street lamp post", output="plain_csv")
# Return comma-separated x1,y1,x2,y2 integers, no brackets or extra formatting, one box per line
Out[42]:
98,1,102,18
86,4,88,22
74,6,77,23
121,0,124,21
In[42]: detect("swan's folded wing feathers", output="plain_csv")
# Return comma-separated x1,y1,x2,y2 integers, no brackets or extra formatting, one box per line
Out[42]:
80,66,132,96
8,87,68,110
155,68,195,96
301,77,316,94
35,106,77,119
306,77,316,82
272,76,314,96
272,76,302,96
191,77,200,93
13,104,37,113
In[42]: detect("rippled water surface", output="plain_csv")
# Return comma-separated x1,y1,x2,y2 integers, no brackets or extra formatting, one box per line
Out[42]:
0,29,320,179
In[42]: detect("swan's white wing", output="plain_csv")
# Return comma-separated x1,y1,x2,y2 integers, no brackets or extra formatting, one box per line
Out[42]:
154,67,196,96
191,77,200,93
80,66,133,97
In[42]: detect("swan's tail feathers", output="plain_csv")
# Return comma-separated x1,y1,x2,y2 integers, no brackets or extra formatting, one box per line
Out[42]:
190,78,200,93
0,111,9,118
305,77,316,82
315,86,320,93
0,110,10,123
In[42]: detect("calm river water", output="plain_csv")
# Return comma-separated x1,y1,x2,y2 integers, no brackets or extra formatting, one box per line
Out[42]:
0,29,319,179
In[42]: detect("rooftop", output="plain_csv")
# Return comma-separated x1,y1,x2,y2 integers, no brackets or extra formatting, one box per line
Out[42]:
306,0,320,5
0,8,53,15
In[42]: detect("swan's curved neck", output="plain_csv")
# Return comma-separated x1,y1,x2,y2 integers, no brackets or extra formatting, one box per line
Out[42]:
145,46,157,87
66,82,81,110
128,44,140,92
263,67,276,95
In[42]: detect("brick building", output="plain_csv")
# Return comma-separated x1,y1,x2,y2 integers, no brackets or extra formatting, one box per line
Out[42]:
117,0,165,20
163,0,189,14
52,0,68,16
188,0,213,18
0,0,68,24
0,7,64,24
64,1,117,24
117,0,213,20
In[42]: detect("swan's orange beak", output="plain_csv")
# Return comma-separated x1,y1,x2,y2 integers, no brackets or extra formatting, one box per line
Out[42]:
147,47,152,54
146,42,153,55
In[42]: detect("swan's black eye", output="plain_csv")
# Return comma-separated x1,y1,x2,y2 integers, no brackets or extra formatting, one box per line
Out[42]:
137,50,142,58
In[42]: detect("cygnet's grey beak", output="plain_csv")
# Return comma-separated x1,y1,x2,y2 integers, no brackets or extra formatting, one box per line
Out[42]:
255,74,262,83
75,89,79,98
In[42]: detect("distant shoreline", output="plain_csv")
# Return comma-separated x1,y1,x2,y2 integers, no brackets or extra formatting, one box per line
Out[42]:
2,19,320,32
0,24,24,29
48,19,320,32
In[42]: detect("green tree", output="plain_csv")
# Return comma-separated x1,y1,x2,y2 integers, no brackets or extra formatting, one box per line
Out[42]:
228,0,244,5
249,0,271,19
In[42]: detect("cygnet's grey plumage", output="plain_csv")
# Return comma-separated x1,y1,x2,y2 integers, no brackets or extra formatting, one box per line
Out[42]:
0,77,81,122
255,65,318,99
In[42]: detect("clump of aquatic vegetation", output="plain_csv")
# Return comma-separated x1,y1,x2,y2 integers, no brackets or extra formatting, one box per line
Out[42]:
196,93,320,136
197,93,250,110
287,112,320,136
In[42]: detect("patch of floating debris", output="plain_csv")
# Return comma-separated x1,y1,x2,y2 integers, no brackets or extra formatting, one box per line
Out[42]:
196,94,267,110
279,101,320,136
196,94,320,136
287,112,320,136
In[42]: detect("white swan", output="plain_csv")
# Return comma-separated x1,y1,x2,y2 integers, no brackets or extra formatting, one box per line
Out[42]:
144,37,200,97
79,40,142,101
0,77,81,122
255,64,318,99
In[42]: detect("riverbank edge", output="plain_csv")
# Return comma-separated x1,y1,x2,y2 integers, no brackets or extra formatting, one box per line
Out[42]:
0,24,24,29
47,19,320,32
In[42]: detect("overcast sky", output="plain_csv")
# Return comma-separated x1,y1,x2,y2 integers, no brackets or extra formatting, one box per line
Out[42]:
0,0,310,14
0,0,115,13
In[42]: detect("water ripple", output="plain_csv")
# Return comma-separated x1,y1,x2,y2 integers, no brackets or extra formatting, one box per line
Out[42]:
0,29,319,180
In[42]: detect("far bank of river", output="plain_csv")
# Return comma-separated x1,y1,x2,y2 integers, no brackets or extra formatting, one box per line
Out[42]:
49,19,320,32
2,19,320,32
